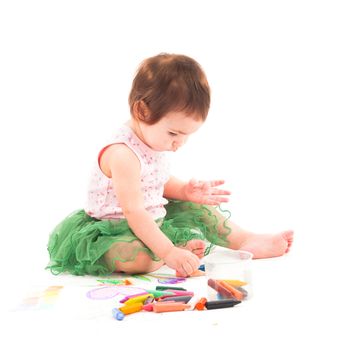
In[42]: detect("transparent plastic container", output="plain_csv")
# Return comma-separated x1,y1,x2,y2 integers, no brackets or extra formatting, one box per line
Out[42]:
204,248,253,301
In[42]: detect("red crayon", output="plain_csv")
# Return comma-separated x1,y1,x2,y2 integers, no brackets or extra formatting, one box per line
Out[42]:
195,297,207,311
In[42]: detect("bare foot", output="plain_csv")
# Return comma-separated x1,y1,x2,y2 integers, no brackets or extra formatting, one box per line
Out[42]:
180,239,206,259
239,230,294,259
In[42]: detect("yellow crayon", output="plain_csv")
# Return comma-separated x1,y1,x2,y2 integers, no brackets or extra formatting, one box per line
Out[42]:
124,294,152,305
221,279,247,287
119,302,143,315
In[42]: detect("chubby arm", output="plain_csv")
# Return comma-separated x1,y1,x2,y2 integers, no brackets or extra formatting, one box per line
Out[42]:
164,176,231,205
101,145,199,276
163,176,187,201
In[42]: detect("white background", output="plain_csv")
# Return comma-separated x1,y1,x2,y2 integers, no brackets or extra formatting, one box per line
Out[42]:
0,0,349,348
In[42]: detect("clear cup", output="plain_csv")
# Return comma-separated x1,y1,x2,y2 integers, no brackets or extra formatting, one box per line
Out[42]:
204,248,253,301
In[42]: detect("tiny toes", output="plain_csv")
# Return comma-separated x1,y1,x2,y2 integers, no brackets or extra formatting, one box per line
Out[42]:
282,230,294,240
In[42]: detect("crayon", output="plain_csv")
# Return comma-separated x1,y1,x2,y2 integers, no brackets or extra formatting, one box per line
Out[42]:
153,302,191,313
144,296,155,304
155,286,187,291
119,291,149,303
176,269,205,277
159,295,193,303
145,289,175,298
217,281,244,300
235,286,248,298
207,278,234,298
205,299,241,310
142,303,154,312
198,264,205,271
190,270,206,277
221,279,247,287
162,290,194,297
112,308,125,320
119,302,143,315
194,297,207,311
124,294,152,305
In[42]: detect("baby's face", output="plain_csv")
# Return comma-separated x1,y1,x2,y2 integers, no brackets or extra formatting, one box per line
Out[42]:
140,111,203,152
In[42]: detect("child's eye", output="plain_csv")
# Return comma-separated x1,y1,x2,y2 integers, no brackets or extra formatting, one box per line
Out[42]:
168,131,177,136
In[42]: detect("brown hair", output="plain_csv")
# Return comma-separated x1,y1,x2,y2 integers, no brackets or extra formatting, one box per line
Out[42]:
128,53,210,124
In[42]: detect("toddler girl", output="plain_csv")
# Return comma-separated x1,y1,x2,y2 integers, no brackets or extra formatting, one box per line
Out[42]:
47,53,293,276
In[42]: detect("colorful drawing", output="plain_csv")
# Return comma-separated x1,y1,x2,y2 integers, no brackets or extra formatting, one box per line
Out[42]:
97,279,126,285
15,285,64,311
131,274,152,282
86,286,146,300
147,273,186,284
157,277,186,284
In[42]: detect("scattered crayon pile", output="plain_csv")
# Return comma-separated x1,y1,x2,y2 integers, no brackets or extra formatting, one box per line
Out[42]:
111,278,248,320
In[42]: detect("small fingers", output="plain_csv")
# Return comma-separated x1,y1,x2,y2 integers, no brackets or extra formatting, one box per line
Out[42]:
203,196,230,205
209,180,226,187
180,261,193,276
210,188,231,195
181,254,200,276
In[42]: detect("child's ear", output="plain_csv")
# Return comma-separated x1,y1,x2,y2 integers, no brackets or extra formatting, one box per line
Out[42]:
133,100,151,122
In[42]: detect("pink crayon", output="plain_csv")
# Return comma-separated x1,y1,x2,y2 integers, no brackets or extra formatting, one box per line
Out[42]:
162,290,194,297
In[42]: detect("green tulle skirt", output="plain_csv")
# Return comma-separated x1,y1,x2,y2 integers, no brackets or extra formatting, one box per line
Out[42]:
47,200,231,276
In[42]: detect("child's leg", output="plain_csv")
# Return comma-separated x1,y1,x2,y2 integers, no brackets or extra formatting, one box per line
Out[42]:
203,206,294,259
103,240,206,274
104,241,164,274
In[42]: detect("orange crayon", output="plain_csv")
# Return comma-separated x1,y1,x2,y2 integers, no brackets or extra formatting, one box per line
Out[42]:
217,280,244,300
208,278,233,298
119,302,143,315
194,297,207,310
176,269,206,278
153,302,191,313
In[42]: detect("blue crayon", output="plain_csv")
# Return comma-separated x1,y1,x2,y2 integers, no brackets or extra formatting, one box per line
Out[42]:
112,308,125,320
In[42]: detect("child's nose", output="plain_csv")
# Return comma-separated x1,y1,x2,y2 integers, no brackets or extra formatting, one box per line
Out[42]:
172,135,188,151
177,135,188,147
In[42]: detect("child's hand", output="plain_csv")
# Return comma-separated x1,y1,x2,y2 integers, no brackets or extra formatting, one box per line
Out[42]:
184,179,231,205
162,246,200,277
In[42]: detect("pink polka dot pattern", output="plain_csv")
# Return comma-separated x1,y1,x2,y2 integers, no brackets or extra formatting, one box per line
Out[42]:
85,125,170,220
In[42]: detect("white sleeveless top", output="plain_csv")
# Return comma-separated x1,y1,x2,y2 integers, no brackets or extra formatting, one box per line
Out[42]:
85,125,170,220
